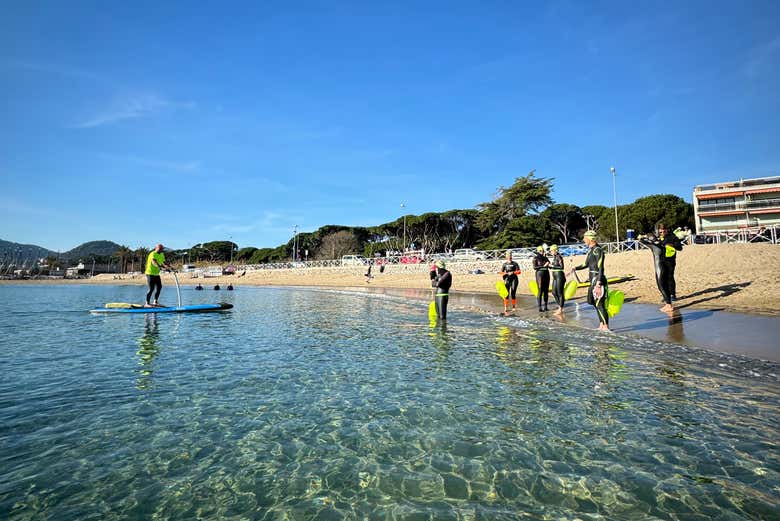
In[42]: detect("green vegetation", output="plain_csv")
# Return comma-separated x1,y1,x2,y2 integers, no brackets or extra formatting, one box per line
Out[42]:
3,174,694,268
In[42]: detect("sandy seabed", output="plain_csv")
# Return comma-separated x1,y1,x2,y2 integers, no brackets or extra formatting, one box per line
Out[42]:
5,244,779,317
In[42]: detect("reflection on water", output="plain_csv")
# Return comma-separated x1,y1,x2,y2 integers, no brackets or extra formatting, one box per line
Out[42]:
666,309,685,344
136,314,160,390
0,285,778,520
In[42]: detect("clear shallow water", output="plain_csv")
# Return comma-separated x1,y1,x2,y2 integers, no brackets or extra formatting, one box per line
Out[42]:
1,284,778,520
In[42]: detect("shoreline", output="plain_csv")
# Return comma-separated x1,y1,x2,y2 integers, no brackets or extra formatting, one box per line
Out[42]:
4,244,778,317
4,269,778,361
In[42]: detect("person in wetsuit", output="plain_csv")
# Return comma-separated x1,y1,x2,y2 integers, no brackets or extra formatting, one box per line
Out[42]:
657,224,683,302
365,259,373,283
500,250,521,313
571,231,609,331
549,244,566,315
430,260,452,321
640,224,682,312
533,245,550,312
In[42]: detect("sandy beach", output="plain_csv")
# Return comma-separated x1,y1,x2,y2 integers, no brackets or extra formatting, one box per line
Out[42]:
9,243,779,317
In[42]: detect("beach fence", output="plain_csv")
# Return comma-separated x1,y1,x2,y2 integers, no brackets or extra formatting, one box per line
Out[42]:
231,227,778,274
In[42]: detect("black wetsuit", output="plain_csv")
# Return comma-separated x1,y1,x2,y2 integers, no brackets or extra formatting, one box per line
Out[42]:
533,253,550,311
432,267,452,320
550,252,566,309
146,275,162,304
574,244,608,326
660,233,683,299
501,260,521,308
639,236,673,305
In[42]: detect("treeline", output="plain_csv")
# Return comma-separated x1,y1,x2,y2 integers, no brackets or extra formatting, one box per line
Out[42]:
230,174,693,264
105,173,694,266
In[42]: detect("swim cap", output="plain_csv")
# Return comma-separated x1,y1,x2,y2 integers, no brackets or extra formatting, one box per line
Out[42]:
537,245,544,252
584,230,597,239
506,250,512,256
435,260,446,269
550,244,558,251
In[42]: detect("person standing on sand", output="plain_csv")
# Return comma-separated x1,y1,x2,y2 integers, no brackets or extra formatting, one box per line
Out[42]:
145,244,172,307
571,231,609,331
638,231,674,312
533,245,550,312
500,250,521,314
431,260,452,320
657,224,683,302
549,244,566,315
365,259,373,283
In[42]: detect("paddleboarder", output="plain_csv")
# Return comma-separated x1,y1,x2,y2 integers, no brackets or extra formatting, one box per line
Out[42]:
145,244,173,307
571,231,609,331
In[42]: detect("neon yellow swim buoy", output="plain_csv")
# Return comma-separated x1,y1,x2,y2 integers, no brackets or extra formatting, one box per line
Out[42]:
563,280,578,300
495,280,509,299
428,300,437,320
607,290,625,317
529,280,539,297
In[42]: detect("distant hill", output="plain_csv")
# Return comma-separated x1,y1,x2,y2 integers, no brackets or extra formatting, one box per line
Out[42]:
0,239,56,264
0,239,122,264
62,240,123,261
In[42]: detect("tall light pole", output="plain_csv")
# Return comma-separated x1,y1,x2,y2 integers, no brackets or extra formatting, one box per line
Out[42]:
292,225,298,262
611,166,619,243
400,202,407,252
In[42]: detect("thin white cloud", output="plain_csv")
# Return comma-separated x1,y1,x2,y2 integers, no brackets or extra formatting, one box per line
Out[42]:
2,60,113,85
77,93,194,128
99,153,201,173
0,196,58,218
209,223,257,233
745,36,780,78
205,210,304,236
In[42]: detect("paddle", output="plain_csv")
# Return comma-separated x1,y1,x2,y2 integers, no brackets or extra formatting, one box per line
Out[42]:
171,270,182,307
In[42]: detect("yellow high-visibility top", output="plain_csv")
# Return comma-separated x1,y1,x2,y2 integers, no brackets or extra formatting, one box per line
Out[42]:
145,251,165,275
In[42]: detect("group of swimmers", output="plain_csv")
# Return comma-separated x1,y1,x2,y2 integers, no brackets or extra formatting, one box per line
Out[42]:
498,230,610,329
195,283,234,291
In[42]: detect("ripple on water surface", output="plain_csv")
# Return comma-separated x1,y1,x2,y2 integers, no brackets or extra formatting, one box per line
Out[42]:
0,284,778,520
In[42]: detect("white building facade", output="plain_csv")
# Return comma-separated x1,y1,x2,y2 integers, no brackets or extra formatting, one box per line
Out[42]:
693,176,780,234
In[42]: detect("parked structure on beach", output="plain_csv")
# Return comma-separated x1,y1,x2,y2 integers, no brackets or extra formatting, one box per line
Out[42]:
693,175,780,235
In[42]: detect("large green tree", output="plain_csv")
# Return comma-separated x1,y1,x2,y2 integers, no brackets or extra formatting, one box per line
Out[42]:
540,204,586,243
476,172,554,235
595,195,693,240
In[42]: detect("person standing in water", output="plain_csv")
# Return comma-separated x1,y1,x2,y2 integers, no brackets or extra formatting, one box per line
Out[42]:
533,245,550,312
549,244,567,315
145,243,172,307
500,250,521,314
431,260,452,320
657,224,683,302
571,231,609,331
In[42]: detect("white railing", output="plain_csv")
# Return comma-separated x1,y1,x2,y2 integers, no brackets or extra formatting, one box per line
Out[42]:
179,227,779,275
696,225,779,244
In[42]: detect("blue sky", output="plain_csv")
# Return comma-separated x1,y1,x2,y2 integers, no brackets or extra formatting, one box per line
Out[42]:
2,1,779,251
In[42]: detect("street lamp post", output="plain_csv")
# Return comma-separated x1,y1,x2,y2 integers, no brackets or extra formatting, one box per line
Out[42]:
400,202,407,252
293,225,298,262
611,167,620,243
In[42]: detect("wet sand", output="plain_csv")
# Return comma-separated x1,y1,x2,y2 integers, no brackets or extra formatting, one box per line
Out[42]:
347,287,780,362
